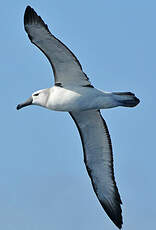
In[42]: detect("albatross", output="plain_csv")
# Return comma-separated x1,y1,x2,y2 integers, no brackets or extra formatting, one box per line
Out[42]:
17,6,140,229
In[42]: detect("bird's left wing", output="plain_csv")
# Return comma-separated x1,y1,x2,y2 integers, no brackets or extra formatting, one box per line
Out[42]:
69,110,123,229
24,6,91,87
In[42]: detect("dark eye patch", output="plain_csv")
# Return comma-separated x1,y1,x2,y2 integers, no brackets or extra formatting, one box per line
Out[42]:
33,93,39,96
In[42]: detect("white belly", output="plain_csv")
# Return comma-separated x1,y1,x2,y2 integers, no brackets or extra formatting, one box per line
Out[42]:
46,86,117,112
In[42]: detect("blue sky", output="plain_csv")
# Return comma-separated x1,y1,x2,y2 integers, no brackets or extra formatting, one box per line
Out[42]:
1,0,156,229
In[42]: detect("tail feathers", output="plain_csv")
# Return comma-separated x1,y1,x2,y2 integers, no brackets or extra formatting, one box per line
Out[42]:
113,92,140,107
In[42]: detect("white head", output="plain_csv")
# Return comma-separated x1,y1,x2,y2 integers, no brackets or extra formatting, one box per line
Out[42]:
17,88,50,110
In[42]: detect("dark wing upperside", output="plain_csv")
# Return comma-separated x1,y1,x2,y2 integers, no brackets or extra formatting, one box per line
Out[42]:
69,110,123,229
24,6,91,87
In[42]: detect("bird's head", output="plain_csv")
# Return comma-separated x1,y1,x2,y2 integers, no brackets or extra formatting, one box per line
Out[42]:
16,89,49,110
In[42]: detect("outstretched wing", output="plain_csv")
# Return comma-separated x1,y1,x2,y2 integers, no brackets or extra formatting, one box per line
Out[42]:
24,6,91,87
70,110,123,229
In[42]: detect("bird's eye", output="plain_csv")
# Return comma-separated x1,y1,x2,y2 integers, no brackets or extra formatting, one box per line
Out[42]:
33,93,39,96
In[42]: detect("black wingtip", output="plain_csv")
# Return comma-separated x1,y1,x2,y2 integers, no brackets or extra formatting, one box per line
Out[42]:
24,5,36,26
101,202,123,229
25,5,32,11
24,6,31,25
24,5,49,33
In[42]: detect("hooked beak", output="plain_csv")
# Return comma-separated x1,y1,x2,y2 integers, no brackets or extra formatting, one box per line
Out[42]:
16,96,33,110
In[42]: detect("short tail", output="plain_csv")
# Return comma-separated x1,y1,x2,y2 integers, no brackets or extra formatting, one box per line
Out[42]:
113,92,140,107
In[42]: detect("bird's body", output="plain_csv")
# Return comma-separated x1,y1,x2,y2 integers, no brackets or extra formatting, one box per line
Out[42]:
33,86,133,112
17,6,140,229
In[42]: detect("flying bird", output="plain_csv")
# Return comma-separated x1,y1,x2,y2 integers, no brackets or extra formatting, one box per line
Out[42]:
17,6,140,229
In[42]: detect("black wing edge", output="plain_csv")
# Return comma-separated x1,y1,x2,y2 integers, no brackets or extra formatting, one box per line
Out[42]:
23,6,93,85
24,6,85,71
24,6,50,36
98,111,123,229
69,111,123,229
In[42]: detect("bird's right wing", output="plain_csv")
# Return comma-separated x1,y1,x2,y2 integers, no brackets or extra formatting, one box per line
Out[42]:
70,110,123,229
24,6,91,87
